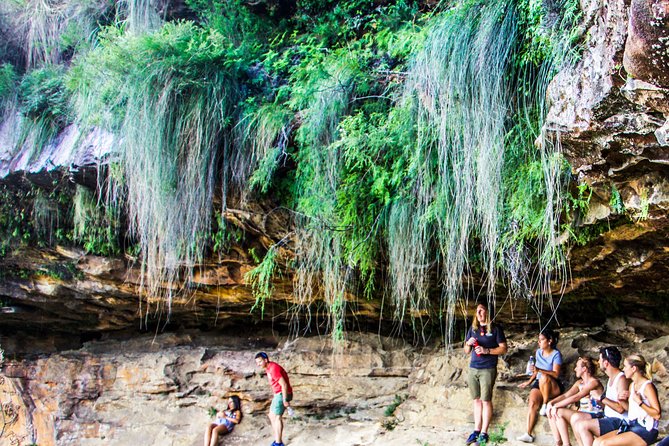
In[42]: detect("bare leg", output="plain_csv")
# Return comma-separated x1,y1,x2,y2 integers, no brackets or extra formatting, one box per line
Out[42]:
473,399,482,431
574,417,601,446
481,400,493,434
569,412,593,446
269,411,284,444
594,432,647,446
210,424,229,446
205,423,216,446
548,409,562,445
539,375,561,404
555,408,578,446
527,388,543,435
276,413,284,443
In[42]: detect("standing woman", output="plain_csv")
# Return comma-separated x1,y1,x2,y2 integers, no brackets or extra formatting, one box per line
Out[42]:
517,328,564,443
593,354,661,446
464,302,508,445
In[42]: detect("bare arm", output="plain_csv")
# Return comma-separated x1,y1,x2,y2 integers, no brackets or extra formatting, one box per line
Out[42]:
485,341,508,356
634,382,661,421
599,376,629,414
548,383,577,407
464,335,476,354
279,376,290,407
536,362,561,380
519,367,538,389
553,379,600,409
226,409,241,425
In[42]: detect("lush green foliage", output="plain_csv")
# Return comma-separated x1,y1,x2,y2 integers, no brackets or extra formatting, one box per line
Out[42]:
0,0,590,342
73,185,120,256
246,246,280,317
0,182,72,257
610,185,625,215
19,64,69,123
0,0,113,68
0,63,17,113
69,21,258,309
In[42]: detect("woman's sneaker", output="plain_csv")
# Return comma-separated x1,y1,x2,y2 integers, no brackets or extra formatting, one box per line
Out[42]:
516,433,535,443
539,404,547,416
466,430,481,445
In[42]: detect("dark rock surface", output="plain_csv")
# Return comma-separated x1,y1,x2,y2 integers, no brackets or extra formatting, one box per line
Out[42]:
624,0,669,87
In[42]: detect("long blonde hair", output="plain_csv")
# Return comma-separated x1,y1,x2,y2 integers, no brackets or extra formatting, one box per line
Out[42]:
471,303,493,334
626,354,652,380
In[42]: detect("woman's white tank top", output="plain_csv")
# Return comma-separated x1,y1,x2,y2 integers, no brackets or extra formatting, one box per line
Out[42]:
628,380,659,431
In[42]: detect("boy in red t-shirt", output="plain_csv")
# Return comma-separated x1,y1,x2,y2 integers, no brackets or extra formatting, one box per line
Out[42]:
255,352,293,446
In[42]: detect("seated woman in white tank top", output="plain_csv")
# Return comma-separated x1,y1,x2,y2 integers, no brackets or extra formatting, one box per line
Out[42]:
593,355,661,446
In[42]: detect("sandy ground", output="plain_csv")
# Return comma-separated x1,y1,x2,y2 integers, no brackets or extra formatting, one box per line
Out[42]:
218,410,556,446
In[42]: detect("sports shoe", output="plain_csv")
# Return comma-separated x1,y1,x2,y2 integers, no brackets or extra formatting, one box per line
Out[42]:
539,403,547,416
466,430,481,445
477,433,489,444
517,433,534,443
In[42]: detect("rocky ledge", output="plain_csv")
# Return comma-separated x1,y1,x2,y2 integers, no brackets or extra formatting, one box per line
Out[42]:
1,323,668,446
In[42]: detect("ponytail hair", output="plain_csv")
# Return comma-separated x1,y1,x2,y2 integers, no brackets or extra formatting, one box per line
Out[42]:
579,356,596,376
540,327,559,348
626,354,652,379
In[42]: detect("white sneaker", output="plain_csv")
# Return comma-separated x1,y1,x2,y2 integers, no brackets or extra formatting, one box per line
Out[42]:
539,403,547,416
516,433,535,443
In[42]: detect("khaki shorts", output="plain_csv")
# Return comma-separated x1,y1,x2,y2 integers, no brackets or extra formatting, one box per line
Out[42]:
468,367,497,401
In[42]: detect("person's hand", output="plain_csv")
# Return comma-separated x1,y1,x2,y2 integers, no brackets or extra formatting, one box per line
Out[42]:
466,337,478,346
547,404,557,418
518,381,529,389
284,400,290,408
619,390,630,401
474,345,488,355
631,391,642,405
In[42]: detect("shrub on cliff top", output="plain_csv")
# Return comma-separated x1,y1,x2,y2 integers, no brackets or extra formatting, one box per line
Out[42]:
67,20,260,316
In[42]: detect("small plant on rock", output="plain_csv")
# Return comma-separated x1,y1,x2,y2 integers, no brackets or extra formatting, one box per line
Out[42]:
479,422,508,446
384,394,406,417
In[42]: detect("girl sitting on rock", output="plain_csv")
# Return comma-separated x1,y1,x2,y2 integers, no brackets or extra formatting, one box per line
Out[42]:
204,395,242,446
546,356,604,446
593,354,661,446
517,327,564,443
